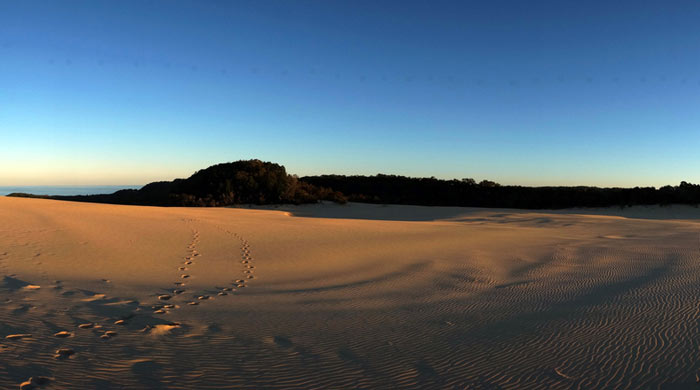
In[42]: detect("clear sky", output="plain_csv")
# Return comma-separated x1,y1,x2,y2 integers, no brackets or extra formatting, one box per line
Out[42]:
2,0,700,186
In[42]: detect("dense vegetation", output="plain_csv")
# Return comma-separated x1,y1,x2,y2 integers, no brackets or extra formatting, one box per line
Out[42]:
9,160,345,206
300,174,700,209
8,160,700,209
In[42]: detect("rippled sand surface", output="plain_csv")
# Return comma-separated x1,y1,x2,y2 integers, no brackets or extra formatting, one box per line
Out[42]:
0,198,698,389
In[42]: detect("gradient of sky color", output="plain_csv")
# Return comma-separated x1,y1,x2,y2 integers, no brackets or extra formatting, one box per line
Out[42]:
2,0,700,186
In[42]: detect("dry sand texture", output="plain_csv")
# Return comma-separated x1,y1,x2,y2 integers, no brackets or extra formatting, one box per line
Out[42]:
0,197,698,389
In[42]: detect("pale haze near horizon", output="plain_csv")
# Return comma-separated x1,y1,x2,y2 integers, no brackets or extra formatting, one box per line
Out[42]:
2,1,700,187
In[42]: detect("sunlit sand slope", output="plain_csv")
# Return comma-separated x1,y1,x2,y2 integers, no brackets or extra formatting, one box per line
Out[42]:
0,197,698,389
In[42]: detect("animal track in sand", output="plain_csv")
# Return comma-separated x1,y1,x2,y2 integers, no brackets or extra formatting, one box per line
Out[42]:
221,229,259,292
148,227,202,316
173,226,261,308
126,223,260,350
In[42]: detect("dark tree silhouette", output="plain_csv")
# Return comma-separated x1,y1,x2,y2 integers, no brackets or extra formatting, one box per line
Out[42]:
9,160,345,207
300,174,700,209
9,160,700,209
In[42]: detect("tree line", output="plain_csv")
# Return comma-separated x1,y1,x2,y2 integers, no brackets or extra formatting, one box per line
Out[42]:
9,160,345,206
299,174,700,209
8,160,700,209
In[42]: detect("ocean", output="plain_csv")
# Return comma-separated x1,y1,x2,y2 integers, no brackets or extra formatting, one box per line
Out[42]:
0,185,142,196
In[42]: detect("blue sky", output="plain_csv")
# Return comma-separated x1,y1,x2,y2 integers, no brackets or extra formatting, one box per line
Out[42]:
2,0,700,186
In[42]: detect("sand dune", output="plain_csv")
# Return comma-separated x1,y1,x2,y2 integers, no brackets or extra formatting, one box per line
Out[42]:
0,197,698,389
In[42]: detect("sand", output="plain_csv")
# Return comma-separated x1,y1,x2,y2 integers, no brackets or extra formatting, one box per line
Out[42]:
0,197,698,389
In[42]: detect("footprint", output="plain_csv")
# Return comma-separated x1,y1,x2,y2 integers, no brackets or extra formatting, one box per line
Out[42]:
81,293,106,302
54,348,75,359
5,334,32,340
19,376,51,389
142,323,182,336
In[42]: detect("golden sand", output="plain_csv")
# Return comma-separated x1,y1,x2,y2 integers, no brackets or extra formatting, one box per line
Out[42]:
0,197,698,388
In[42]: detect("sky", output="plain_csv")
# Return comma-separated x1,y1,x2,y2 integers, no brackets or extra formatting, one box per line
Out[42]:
2,0,700,187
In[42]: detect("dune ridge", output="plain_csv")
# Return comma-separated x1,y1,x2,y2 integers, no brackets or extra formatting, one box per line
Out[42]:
0,197,698,389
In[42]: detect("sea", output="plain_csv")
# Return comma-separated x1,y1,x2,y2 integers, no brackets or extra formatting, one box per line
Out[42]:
0,185,142,196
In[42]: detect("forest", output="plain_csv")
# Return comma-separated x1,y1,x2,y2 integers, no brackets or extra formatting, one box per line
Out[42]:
9,160,700,209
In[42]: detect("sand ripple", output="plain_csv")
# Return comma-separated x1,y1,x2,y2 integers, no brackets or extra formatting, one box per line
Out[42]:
1,199,698,388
